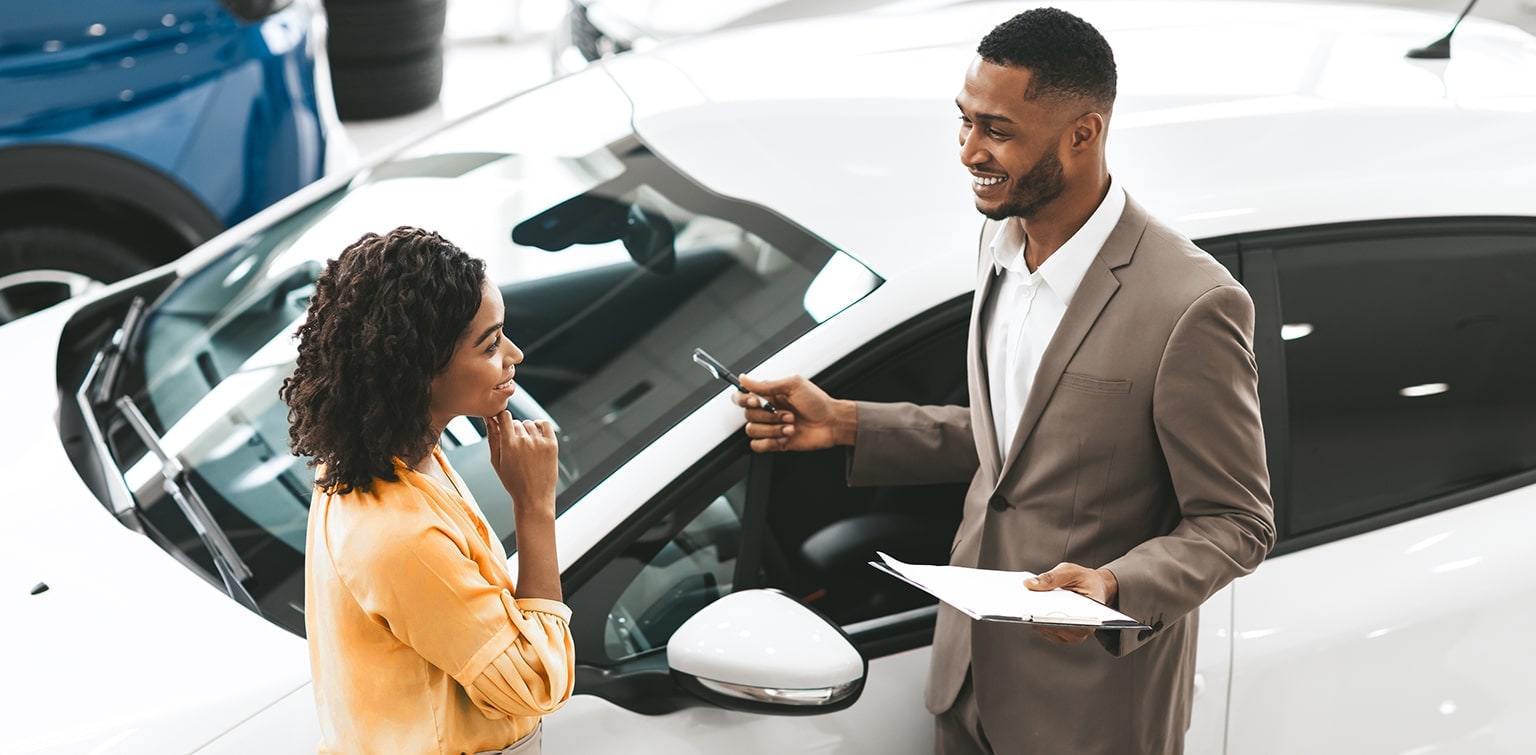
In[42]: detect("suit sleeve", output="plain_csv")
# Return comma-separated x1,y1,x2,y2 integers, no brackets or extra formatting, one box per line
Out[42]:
846,401,980,486
1103,283,1276,656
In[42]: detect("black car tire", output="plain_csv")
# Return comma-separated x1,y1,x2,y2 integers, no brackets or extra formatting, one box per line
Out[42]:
324,0,447,63
0,225,148,322
329,42,445,121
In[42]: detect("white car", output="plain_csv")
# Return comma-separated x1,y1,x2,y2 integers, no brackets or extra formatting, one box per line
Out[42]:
5,2,1535,753
551,0,967,74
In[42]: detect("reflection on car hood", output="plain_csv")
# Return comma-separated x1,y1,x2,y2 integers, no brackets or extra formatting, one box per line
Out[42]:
615,0,1536,275
585,0,946,38
0,307,307,755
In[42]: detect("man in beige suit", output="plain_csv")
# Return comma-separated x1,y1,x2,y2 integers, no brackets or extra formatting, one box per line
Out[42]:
735,8,1275,754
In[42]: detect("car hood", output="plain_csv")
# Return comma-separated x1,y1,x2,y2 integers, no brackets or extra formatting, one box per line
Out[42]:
584,0,959,38
614,0,1536,275
0,305,310,754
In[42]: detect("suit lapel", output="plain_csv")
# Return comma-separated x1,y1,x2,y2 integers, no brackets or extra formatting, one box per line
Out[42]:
996,197,1150,481
969,219,1003,479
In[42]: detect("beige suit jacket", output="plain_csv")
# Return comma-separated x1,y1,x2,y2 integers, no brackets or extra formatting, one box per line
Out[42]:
848,195,1276,754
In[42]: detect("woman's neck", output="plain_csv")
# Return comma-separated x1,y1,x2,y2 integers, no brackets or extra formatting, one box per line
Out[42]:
404,443,439,472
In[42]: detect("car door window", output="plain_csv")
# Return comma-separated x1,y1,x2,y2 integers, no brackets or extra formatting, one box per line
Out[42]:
754,303,971,627
573,298,974,675
1268,224,1536,535
605,482,747,662
660,300,975,635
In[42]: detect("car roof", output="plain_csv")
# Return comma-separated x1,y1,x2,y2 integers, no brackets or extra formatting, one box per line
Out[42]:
610,1,1536,275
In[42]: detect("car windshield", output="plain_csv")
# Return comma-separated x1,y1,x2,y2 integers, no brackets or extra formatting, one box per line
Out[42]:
105,70,882,635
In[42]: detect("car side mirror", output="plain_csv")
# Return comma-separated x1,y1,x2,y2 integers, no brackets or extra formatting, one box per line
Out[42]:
667,589,866,715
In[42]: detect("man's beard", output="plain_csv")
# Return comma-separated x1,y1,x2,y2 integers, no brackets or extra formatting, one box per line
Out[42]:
979,149,1066,221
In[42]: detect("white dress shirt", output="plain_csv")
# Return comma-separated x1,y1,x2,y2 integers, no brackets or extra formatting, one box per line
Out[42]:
984,180,1126,460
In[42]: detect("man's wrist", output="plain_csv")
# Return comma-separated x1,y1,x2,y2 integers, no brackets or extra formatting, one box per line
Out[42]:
833,399,858,446
1098,567,1119,607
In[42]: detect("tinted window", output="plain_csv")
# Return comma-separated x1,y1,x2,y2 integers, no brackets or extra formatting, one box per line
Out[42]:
757,305,969,626
604,484,746,662
570,299,970,670
1273,228,1536,534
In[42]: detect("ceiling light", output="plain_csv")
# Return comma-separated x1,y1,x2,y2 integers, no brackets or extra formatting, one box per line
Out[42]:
1280,323,1313,340
1399,382,1449,397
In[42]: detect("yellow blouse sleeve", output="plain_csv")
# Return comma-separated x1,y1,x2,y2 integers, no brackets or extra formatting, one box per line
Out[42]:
462,597,575,717
340,518,576,719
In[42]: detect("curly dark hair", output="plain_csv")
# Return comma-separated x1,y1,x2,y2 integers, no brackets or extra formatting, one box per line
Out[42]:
977,7,1117,113
280,226,488,494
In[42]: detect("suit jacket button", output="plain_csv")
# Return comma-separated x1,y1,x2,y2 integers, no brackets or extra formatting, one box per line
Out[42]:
988,494,1009,511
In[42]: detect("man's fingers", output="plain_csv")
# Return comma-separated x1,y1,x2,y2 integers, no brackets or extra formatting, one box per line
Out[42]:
1027,562,1088,590
1034,625,1092,645
1025,570,1056,591
743,421,794,440
1027,562,1110,604
743,407,788,424
739,373,800,401
748,436,791,453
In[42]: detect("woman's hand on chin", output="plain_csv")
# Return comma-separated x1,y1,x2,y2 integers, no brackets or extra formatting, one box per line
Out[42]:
485,410,559,519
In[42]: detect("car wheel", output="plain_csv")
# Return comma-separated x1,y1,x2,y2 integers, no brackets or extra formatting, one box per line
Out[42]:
0,226,148,323
329,42,445,121
324,0,447,63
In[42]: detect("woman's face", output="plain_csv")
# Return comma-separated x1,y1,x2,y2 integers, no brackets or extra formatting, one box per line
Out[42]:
427,278,524,431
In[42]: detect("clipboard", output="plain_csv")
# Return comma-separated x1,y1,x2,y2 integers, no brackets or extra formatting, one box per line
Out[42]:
869,551,1150,630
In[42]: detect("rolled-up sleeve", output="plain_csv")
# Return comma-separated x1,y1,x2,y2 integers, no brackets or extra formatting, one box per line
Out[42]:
341,523,576,719
461,598,575,717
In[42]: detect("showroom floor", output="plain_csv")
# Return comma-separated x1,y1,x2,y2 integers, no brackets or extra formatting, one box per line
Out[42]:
339,0,1536,163
338,0,566,161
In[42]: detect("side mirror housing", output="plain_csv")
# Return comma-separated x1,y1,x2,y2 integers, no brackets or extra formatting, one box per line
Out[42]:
667,589,866,715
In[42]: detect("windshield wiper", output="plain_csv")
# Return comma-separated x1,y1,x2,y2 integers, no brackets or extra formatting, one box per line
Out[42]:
114,395,261,614
76,297,148,523
87,295,146,405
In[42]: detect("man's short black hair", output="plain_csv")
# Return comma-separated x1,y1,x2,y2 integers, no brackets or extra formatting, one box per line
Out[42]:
977,7,1117,111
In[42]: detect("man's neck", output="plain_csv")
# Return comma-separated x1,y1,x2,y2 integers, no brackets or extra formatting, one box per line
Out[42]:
1019,175,1112,271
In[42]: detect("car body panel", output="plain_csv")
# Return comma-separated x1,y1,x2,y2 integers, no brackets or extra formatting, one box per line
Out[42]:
547,648,933,753
0,304,307,753
1228,484,1536,754
1,1,1533,752
617,2,1536,277
197,684,323,753
553,0,968,73
0,0,331,248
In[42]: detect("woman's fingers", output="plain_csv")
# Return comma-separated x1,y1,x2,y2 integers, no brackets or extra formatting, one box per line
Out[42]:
487,415,558,467
528,419,557,441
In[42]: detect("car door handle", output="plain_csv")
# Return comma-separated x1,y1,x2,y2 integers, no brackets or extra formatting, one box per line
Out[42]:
1194,672,1206,698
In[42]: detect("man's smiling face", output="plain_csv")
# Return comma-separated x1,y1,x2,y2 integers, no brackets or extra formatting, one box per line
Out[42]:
956,57,1071,221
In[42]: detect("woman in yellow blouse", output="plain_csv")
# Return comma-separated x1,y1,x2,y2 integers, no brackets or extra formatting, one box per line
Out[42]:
281,226,573,754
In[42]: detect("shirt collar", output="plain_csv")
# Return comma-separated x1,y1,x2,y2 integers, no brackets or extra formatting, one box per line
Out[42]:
988,178,1126,307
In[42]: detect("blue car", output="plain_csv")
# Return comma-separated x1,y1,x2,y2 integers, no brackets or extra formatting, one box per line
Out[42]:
0,0,333,322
